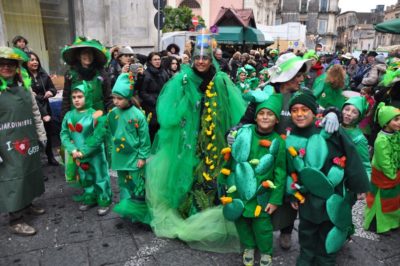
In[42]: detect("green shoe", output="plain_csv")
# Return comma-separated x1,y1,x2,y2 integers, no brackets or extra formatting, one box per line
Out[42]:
243,248,255,266
260,254,272,266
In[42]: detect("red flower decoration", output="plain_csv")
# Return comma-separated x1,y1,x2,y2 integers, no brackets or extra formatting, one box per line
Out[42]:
68,123,75,132
135,123,139,128
75,123,83,133
315,120,322,127
333,156,346,168
80,163,90,171
299,148,306,158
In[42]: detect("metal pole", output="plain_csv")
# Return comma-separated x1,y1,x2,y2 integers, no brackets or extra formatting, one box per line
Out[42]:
157,0,160,52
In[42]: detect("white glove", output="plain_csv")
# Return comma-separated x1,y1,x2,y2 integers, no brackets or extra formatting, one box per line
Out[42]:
321,112,339,133
226,130,237,146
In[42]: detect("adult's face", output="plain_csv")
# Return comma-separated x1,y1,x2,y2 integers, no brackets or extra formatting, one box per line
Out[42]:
182,54,189,64
27,54,39,72
79,48,94,67
170,59,178,71
367,56,375,64
150,55,161,68
290,104,314,128
285,71,305,92
214,50,223,60
0,59,18,79
119,54,131,65
194,56,212,73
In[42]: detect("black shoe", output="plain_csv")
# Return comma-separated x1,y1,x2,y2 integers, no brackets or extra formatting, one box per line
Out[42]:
48,157,59,166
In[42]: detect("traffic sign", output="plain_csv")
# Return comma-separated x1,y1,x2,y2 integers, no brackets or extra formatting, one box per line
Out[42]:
154,11,165,30
153,0,166,9
192,16,199,26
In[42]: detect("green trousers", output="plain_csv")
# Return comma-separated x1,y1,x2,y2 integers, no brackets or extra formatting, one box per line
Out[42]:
117,169,146,201
235,216,273,254
297,218,337,266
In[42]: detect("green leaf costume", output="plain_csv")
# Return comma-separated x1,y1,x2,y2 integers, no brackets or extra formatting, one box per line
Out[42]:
146,66,246,252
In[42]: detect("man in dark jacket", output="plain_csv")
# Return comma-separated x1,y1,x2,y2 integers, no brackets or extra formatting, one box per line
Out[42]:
214,48,230,74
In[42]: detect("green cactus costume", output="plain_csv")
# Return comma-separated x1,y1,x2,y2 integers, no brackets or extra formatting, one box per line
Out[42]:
60,84,112,207
108,73,151,224
286,91,370,265
146,34,247,252
220,94,286,255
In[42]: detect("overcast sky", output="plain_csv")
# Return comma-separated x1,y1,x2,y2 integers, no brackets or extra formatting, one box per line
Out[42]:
339,0,398,12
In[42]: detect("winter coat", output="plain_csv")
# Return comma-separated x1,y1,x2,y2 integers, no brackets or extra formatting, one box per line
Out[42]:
30,68,57,117
362,63,387,87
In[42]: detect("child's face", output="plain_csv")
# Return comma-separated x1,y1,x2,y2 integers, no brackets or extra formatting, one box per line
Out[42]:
342,104,360,126
239,72,246,82
71,90,85,110
112,94,129,109
290,104,314,128
255,108,277,133
386,115,400,132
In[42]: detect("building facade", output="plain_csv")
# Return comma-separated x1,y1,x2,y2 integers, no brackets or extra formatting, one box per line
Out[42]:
243,0,279,26
375,1,400,49
275,0,339,52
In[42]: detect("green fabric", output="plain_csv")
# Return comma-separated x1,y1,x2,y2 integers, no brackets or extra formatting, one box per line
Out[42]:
113,169,150,224
107,105,150,170
112,73,134,99
313,74,346,110
0,85,44,212
325,226,348,255
289,90,318,114
255,93,283,119
0,46,28,62
303,49,318,60
376,102,400,128
60,108,112,206
214,26,244,44
146,66,246,252
374,18,400,34
342,96,369,123
235,216,273,254
236,81,250,93
223,198,244,221
61,36,110,66
244,64,256,75
372,131,399,179
326,194,352,230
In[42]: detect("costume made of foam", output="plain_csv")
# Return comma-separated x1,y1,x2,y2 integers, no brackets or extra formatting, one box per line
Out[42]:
61,36,112,120
146,34,246,252
285,91,369,265
341,96,372,180
220,94,286,255
107,73,151,224
60,84,112,207
0,47,45,213
364,103,400,233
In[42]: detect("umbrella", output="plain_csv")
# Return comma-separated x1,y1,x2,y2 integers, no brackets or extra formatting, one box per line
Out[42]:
374,18,400,34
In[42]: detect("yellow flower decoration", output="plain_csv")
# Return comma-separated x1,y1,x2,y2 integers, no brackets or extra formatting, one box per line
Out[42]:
202,172,212,181
205,115,212,122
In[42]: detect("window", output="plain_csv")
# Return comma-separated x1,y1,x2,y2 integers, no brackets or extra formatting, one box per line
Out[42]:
318,20,327,34
300,0,308,13
179,0,200,9
320,0,328,12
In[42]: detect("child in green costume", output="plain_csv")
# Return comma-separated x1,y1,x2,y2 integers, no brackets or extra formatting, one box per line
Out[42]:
220,94,286,266
236,67,250,93
285,90,369,265
107,73,151,224
60,83,112,216
364,103,400,234
341,96,372,180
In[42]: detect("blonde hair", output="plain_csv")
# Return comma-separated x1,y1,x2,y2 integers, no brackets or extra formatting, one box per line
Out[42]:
232,51,241,60
326,65,345,89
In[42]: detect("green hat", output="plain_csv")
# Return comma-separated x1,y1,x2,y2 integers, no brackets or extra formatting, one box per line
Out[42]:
0,46,29,62
269,49,279,55
289,89,318,114
72,82,92,108
61,36,110,66
255,93,283,120
342,96,369,123
303,49,319,60
269,53,312,83
376,102,400,128
244,64,256,75
112,73,134,99
236,67,247,77
193,34,213,59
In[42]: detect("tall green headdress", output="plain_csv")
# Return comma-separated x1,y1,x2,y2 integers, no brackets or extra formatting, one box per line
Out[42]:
112,72,135,99
61,36,110,67
193,33,213,60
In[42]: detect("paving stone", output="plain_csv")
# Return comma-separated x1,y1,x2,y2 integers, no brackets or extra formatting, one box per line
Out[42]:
337,238,386,266
87,235,137,266
0,250,41,266
100,217,132,237
40,243,89,266
352,231,400,260
121,255,158,266
384,255,400,266
154,249,215,266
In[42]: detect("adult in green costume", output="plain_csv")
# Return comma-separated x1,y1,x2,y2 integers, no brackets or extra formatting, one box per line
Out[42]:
285,90,369,265
61,36,112,120
364,103,400,233
60,83,112,215
146,34,246,252
107,73,151,224
0,47,47,235
220,94,286,266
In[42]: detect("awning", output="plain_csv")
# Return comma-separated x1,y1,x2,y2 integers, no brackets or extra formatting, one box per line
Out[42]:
244,27,271,45
215,26,244,44
374,18,400,34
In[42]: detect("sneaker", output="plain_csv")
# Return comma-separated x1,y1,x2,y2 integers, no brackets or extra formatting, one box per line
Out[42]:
97,206,110,216
279,233,292,250
260,254,272,266
242,248,255,266
79,203,96,211
9,222,36,236
28,204,45,215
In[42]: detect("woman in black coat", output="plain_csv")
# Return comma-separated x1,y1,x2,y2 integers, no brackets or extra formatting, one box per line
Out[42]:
25,51,59,165
137,52,169,142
